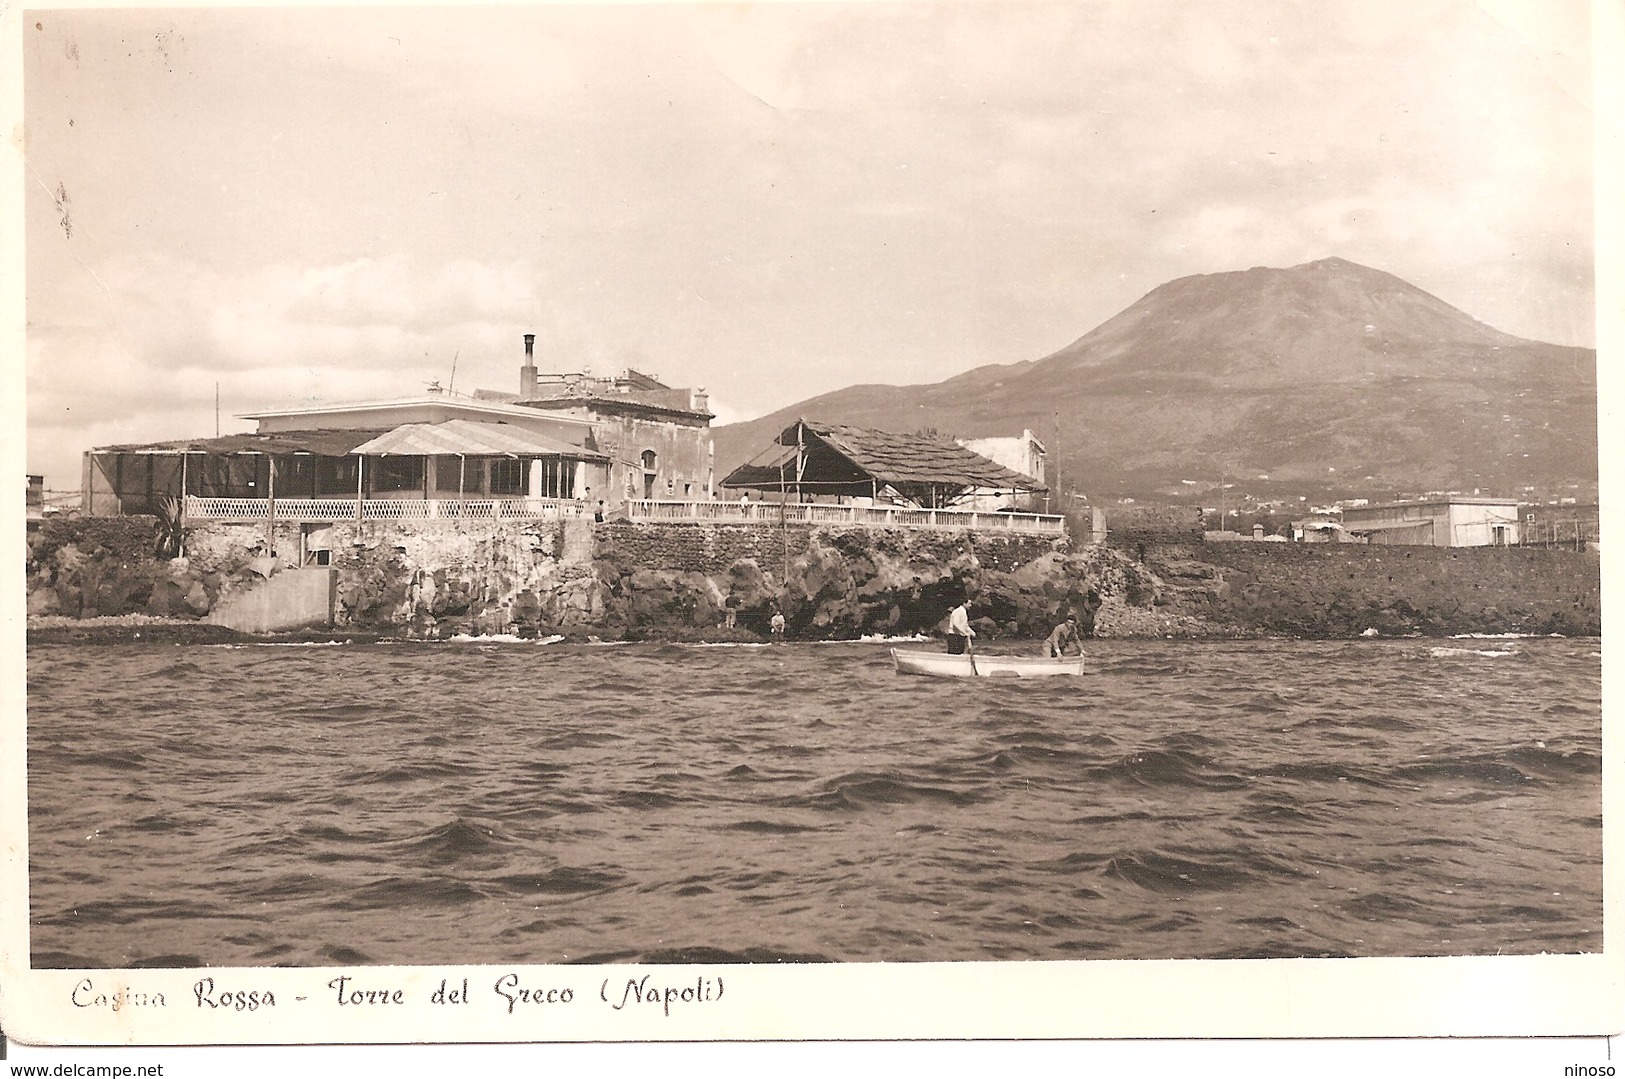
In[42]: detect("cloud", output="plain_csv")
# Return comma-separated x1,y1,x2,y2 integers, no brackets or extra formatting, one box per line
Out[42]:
21,1,1597,481
26,253,547,481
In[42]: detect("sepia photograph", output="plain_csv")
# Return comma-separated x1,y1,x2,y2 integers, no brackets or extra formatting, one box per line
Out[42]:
2,0,1617,1053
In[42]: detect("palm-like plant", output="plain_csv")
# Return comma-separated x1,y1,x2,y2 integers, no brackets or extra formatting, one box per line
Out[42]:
155,496,185,560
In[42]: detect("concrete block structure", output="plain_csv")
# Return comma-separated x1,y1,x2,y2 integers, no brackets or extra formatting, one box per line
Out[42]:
1340,497,1521,547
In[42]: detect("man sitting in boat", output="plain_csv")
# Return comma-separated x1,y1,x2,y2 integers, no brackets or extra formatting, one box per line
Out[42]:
1045,613,1083,658
946,596,975,655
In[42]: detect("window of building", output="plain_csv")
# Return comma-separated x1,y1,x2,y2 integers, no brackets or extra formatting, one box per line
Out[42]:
314,456,359,497
489,458,524,496
641,449,658,472
435,455,465,493
281,454,317,495
372,456,424,493
530,458,576,499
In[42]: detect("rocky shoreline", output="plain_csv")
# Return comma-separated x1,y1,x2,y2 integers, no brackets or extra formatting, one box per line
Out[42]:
25,516,1601,645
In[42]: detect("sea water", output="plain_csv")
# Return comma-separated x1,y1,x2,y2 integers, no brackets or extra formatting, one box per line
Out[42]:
25,636,1602,966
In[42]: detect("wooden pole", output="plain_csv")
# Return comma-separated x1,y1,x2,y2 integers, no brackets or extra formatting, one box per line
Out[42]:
356,456,365,522
178,453,188,558
795,421,805,504
779,434,789,586
265,455,277,556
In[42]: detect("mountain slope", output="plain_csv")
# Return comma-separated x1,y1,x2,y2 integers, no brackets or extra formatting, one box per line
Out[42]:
714,258,1596,501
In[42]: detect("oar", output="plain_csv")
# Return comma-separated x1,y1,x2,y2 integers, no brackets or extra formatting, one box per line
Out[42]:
965,629,979,677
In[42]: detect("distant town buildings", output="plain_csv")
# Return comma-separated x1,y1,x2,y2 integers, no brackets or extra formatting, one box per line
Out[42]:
1520,503,1600,549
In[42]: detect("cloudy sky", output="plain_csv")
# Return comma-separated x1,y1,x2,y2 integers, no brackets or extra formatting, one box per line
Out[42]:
20,0,1595,486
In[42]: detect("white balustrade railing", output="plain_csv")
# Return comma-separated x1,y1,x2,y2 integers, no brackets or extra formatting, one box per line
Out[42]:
182,495,1060,533
624,499,1064,534
184,496,585,522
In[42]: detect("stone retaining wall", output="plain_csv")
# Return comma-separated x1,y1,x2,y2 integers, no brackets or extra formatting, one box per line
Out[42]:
27,515,1603,640
1151,542,1601,636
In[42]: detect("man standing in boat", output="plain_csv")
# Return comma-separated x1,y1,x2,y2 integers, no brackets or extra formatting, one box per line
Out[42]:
946,593,975,655
1045,613,1083,658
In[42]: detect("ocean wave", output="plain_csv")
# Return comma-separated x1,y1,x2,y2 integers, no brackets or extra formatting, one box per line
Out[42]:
1426,646,1519,658
251,641,350,647
393,818,515,864
490,866,624,896
340,760,479,784
443,633,565,645
1106,749,1248,790
724,819,824,834
339,875,490,909
1101,848,1297,893
788,770,982,810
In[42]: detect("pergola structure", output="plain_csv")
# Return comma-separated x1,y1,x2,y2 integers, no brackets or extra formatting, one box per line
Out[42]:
83,420,609,519
720,419,1047,509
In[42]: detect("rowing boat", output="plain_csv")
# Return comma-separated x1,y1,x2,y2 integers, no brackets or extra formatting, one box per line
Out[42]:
890,648,1085,678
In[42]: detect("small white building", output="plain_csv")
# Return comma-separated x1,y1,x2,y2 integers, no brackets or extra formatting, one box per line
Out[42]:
1292,516,1354,543
1340,497,1521,547
955,430,1047,511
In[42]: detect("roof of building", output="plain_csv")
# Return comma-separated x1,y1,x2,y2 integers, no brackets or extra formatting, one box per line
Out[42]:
92,429,390,456
1342,519,1438,533
237,394,596,429
94,420,607,460
1344,497,1521,513
720,418,1046,498
517,390,712,420
958,431,1047,454
350,420,607,460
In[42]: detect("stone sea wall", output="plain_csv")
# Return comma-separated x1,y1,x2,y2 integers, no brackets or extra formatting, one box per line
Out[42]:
1145,542,1602,637
592,522,1120,639
25,516,1603,639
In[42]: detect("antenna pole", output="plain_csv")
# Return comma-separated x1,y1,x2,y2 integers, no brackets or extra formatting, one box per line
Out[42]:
448,350,459,395
215,382,220,437
1052,410,1059,514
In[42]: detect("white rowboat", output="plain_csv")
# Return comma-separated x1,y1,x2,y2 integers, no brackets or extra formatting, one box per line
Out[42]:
890,648,1085,678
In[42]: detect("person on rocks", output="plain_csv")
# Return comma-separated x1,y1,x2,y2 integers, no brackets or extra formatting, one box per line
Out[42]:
945,593,975,655
769,605,786,640
723,592,741,629
1045,612,1083,658
594,500,606,523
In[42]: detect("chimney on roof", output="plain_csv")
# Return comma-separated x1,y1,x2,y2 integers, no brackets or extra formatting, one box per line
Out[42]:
521,333,538,400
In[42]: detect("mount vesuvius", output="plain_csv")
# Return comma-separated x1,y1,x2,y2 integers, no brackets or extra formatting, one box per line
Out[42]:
712,257,1596,503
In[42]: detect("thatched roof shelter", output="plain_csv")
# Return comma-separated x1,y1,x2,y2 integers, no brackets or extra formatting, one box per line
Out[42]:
720,419,1046,508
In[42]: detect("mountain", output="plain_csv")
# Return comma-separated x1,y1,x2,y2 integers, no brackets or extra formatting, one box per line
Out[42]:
712,257,1597,504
